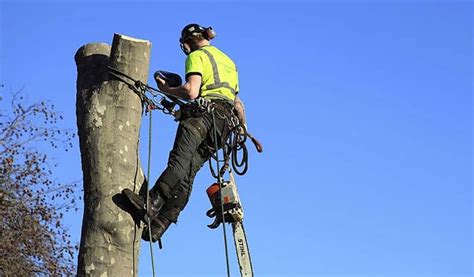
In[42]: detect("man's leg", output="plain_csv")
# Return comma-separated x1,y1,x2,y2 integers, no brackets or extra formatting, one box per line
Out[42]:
143,117,210,241
143,110,229,242
142,145,210,241
153,116,209,194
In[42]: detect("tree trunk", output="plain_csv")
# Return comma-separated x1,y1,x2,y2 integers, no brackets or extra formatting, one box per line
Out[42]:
75,34,152,277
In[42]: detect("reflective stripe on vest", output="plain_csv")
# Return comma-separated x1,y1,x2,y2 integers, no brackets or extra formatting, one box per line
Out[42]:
200,48,237,95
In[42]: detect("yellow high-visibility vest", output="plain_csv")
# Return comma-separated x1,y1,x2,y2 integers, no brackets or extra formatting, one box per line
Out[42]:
185,45,239,101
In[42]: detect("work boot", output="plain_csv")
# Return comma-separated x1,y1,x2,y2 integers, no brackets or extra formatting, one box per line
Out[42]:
142,215,172,242
122,188,166,219
148,194,166,218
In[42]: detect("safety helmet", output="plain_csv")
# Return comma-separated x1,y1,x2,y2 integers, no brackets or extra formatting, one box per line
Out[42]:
179,23,216,55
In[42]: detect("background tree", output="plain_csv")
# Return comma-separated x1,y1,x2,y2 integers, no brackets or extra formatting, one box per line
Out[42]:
0,87,79,276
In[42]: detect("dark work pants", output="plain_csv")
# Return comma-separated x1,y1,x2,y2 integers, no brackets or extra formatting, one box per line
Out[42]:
150,107,229,223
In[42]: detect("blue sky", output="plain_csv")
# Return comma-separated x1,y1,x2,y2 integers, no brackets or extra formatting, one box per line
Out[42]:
1,0,472,276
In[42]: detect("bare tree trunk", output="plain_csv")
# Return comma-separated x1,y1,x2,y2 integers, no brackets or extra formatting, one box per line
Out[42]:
75,34,152,277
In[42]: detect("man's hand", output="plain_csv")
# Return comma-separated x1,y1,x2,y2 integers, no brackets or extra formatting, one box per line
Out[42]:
156,76,171,93
237,124,247,136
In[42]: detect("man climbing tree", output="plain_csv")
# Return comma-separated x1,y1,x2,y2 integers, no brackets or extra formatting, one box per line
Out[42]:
123,23,247,242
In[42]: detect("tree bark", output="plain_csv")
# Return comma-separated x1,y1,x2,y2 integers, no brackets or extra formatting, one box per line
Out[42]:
75,34,152,277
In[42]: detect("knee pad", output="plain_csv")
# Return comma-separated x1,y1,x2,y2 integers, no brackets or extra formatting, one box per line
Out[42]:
151,167,181,200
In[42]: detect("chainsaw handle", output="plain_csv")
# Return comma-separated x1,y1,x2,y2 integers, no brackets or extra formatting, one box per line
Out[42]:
247,132,263,153
206,208,216,218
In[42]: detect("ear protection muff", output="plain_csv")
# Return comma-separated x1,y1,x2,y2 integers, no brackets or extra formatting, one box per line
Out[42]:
179,39,191,55
204,27,216,40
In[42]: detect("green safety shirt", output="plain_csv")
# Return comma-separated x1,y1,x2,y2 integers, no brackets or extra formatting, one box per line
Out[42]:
185,45,239,101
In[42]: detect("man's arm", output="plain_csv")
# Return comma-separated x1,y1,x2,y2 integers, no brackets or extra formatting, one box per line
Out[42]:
234,95,247,126
156,74,201,100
